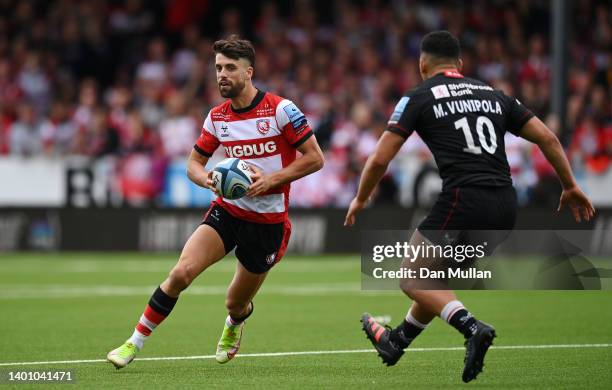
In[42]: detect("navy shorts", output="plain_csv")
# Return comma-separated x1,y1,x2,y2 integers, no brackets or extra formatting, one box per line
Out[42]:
202,204,291,274
418,185,517,255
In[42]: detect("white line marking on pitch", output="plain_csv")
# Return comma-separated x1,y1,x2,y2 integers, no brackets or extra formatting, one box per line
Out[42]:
0,344,610,367
0,284,397,300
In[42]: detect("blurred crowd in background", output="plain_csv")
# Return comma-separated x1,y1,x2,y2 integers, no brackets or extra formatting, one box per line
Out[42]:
0,0,610,207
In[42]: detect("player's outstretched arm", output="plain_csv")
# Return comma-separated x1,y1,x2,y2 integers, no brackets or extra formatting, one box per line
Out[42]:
344,131,406,227
247,136,324,197
186,149,216,190
519,117,596,222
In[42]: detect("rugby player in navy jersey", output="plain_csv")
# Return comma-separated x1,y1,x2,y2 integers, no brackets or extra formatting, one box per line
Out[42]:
345,31,594,382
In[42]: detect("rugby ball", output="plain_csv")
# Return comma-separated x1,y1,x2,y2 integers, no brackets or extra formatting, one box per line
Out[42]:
211,158,253,200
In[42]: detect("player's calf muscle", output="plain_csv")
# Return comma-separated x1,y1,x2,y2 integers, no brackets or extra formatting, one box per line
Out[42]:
225,298,250,317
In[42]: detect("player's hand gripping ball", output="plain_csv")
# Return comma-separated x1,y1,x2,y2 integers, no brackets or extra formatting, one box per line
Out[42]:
211,158,254,199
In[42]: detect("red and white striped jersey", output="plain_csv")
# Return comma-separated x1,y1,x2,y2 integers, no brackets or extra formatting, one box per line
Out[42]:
194,90,313,224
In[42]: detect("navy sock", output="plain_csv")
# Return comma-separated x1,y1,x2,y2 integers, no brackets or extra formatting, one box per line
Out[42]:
149,286,178,316
390,319,425,349
448,309,478,338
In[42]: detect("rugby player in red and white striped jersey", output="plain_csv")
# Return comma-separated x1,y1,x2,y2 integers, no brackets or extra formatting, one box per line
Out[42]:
107,36,324,369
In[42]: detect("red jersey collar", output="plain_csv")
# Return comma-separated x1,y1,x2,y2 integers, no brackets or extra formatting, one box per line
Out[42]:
441,70,464,78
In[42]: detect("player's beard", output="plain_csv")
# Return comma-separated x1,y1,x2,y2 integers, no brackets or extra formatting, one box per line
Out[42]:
218,78,245,98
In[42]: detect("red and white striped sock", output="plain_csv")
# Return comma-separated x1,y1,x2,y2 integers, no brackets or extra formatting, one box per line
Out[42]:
127,287,178,350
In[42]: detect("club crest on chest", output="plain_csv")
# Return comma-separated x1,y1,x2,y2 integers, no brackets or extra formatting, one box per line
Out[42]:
256,119,271,135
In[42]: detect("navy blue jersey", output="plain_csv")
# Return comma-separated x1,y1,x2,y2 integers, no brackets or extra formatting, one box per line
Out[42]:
387,71,534,190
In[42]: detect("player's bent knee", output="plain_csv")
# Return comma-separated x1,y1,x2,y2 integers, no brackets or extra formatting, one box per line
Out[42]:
399,278,422,299
168,264,195,291
399,279,414,296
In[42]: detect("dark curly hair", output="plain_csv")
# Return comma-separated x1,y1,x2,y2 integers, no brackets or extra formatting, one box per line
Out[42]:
213,35,256,67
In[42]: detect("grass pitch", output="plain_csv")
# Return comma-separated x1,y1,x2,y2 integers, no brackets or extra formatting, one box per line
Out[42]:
0,253,611,389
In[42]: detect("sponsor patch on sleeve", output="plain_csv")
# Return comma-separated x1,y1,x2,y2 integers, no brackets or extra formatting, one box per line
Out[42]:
388,96,410,124
283,102,308,133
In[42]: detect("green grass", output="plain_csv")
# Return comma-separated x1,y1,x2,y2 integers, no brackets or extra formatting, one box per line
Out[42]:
0,253,611,389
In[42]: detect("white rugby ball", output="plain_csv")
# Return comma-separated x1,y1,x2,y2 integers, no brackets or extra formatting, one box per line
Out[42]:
211,158,253,200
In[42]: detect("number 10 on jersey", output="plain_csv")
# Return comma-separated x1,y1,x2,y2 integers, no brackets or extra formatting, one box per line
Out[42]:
454,116,497,155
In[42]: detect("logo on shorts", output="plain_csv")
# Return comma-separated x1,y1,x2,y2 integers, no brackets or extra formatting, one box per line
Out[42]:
265,252,277,265
256,119,271,135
